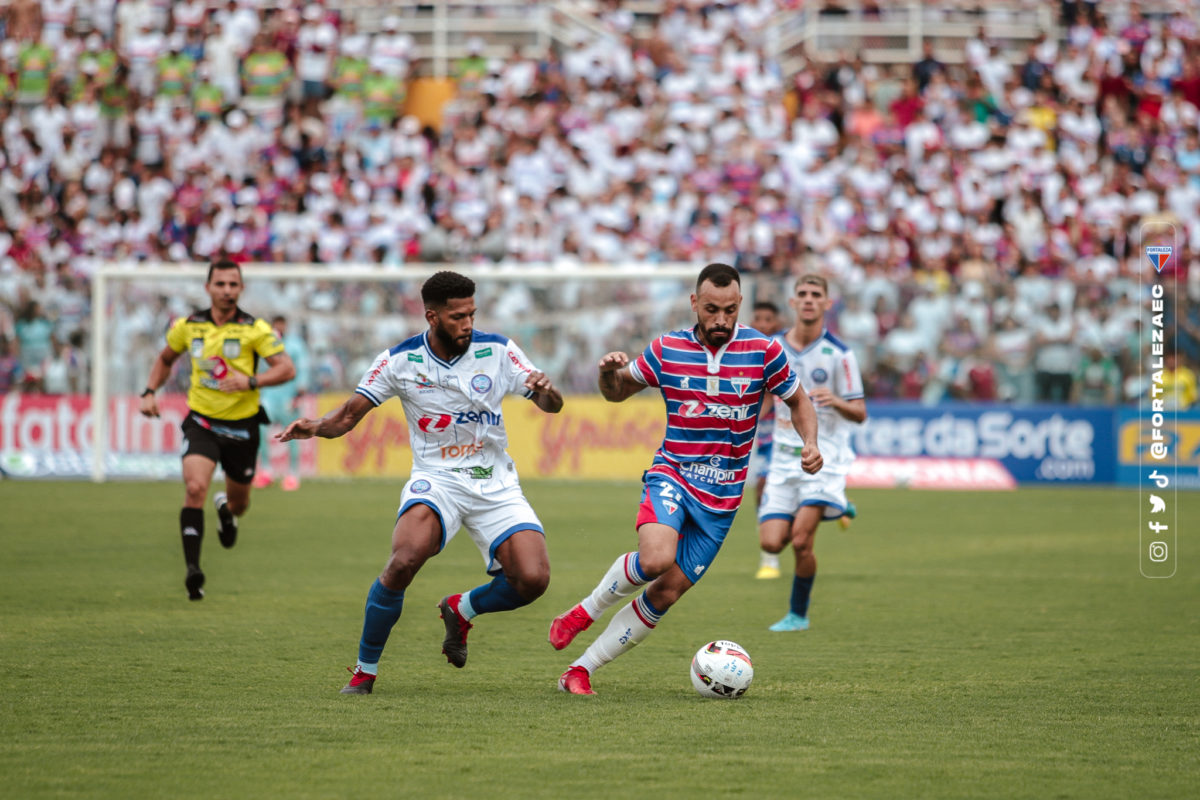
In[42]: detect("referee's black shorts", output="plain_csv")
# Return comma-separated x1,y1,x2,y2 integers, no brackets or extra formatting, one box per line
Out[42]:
181,411,262,484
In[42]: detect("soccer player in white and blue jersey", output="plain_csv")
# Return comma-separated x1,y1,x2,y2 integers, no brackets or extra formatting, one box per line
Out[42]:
549,263,823,696
757,275,867,632
278,271,563,694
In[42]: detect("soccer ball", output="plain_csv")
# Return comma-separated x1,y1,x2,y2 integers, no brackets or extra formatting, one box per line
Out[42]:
689,640,753,699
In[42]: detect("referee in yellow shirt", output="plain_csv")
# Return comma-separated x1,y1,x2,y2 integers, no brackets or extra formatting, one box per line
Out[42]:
141,261,296,600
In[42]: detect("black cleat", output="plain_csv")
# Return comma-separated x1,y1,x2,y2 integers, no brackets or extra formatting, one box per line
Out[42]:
185,565,205,601
214,492,237,548
438,594,472,668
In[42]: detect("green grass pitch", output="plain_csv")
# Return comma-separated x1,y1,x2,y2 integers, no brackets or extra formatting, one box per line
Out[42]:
1,480,1197,798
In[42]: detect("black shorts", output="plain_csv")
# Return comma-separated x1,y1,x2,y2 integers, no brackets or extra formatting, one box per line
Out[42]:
181,411,261,484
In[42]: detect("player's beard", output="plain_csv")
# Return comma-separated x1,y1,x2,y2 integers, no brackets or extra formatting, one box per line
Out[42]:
699,322,733,348
433,324,471,357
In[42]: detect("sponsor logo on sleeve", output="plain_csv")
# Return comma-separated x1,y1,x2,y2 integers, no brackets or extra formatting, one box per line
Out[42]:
365,358,389,385
410,479,432,494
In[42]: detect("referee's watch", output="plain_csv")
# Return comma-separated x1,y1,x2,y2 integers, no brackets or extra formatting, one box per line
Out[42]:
248,376,258,390
140,387,155,398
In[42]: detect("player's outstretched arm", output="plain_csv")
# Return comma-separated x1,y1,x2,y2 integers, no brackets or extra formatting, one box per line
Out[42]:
278,393,374,441
809,388,867,423
783,388,823,474
524,370,564,413
597,352,645,403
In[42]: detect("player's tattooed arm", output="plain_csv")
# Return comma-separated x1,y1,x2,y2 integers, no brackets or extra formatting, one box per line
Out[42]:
278,393,373,441
525,370,564,413
597,352,646,402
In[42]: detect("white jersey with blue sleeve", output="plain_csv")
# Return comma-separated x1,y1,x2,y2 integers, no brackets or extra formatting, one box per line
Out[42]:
773,328,864,472
354,330,538,478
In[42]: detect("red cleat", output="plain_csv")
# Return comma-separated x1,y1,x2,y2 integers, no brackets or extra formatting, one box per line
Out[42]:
438,594,473,668
558,665,595,695
548,603,594,650
340,665,376,695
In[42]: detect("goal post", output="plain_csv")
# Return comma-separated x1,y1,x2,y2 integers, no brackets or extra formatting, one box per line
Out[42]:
89,262,766,482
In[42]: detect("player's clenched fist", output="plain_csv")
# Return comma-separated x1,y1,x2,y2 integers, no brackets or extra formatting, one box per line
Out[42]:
524,370,553,394
800,444,823,475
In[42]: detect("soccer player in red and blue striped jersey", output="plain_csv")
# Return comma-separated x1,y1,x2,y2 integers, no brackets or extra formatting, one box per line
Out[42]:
550,263,823,695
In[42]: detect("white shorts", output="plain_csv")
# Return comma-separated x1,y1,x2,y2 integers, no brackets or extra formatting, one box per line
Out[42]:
399,468,544,574
748,443,772,481
758,449,850,523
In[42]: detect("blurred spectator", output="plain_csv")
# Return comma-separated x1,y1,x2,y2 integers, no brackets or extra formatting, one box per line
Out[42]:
1162,350,1197,410
1033,304,1077,403
0,0,1197,400
1072,345,1121,406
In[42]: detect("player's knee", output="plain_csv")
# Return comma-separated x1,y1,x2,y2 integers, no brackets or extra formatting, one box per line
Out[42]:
510,568,549,600
638,551,674,578
382,550,423,587
184,478,208,502
791,535,814,559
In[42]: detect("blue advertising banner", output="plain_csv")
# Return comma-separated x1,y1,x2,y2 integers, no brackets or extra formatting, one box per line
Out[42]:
851,403,1117,484
1115,409,1200,489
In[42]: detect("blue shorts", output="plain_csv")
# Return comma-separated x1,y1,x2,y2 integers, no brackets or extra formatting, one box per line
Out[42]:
636,472,736,585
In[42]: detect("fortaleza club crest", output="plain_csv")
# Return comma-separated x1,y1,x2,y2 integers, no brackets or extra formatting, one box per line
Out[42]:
1146,245,1172,274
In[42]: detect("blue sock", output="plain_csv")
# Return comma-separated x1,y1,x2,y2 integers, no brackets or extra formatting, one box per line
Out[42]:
467,572,527,616
790,574,815,617
357,578,405,665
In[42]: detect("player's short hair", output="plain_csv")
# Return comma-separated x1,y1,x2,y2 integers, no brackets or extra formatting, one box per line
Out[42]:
794,274,828,294
272,315,287,325
697,263,740,291
422,271,476,308
207,260,241,283
753,301,779,315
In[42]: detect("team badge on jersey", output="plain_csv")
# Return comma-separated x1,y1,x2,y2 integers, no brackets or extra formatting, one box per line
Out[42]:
223,339,241,358
471,374,492,393
811,368,828,383
410,479,432,493
731,377,751,396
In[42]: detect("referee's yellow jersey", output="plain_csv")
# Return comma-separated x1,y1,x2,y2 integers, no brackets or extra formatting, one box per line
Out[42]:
165,309,285,421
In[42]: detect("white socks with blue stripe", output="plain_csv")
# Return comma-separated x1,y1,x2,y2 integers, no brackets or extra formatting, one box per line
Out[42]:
574,592,663,675
581,552,649,620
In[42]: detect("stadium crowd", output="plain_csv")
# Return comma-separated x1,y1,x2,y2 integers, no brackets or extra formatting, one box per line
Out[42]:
0,0,1197,406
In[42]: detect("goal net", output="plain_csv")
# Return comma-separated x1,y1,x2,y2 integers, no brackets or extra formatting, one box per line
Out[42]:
84,263,766,482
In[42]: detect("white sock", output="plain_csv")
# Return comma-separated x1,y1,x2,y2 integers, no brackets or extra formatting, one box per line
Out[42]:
356,660,378,676
574,593,663,674
457,592,477,620
581,552,648,620
759,550,780,569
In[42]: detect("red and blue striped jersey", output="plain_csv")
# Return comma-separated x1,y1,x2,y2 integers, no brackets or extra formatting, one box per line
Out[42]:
628,323,799,512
